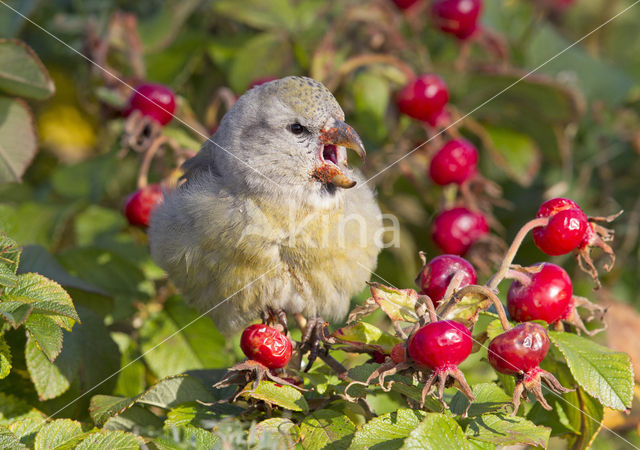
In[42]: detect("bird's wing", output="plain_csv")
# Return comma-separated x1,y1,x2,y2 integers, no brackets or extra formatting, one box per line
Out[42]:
181,141,218,183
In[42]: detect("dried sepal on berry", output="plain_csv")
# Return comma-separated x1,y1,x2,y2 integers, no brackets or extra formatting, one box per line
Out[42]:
574,210,623,287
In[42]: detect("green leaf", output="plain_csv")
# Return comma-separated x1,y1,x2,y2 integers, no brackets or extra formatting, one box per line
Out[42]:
213,0,297,32
0,335,11,379
8,415,45,448
450,383,511,417
368,282,419,323
139,296,234,378
25,306,120,403
549,331,633,410
0,425,26,449
111,333,145,398
0,96,37,183
103,405,164,432
0,39,54,100
0,392,45,426
19,245,106,295
299,409,355,449
0,301,33,328
136,374,216,409
400,413,468,450
464,414,550,447
480,125,541,187
567,387,604,450
349,408,427,450
253,418,299,447
4,273,80,331
0,203,75,250
89,396,133,427
34,419,85,450
25,335,69,400
76,430,143,450
437,291,492,328
0,232,20,288
24,314,63,362
154,425,220,450
331,321,402,353
241,380,309,412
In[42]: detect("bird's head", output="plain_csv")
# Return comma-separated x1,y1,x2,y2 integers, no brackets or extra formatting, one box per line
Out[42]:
209,76,366,201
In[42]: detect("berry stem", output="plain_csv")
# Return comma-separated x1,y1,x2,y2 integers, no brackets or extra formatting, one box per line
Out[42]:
417,295,438,323
504,268,532,286
452,284,511,330
137,135,167,189
487,217,549,291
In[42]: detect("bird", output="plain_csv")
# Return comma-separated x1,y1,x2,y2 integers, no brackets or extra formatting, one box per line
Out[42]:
149,76,382,356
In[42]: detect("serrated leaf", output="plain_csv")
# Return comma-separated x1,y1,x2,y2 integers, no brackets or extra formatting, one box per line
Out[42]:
242,380,308,412
0,301,32,328
368,282,419,323
4,272,80,331
76,430,143,450
550,331,633,410
0,425,26,449
0,232,20,287
34,419,85,450
154,425,219,450
464,414,550,447
400,413,468,450
25,314,63,362
8,415,45,448
450,383,511,417
0,335,11,379
103,405,164,432
0,96,37,183
0,40,54,100
299,409,355,449
349,408,427,450
25,335,69,400
331,321,402,353
89,396,133,427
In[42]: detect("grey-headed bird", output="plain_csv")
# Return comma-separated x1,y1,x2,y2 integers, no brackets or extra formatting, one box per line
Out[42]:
149,76,382,357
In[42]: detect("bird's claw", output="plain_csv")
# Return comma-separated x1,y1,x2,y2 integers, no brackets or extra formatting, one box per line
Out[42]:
299,316,330,371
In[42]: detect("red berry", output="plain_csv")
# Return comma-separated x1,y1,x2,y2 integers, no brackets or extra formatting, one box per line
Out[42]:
396,74,449,125
488,322,549,375
372,350,387,364
392,0,421,9
533,198,589,256
124,184,163,228
416,254,477,306
240,324,292,369
431,207,489,255
431,0,482,40
507,263,573,324
429,138,478,185
126,83,176,126
390,343,407,364
408,320,472,370
248,76,278,89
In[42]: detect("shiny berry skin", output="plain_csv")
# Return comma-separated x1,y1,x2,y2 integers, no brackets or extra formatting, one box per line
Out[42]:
429,138,478,185
240,324,292,369
416,254,477,306
507,263,573,324
488,322,550,375
408,320,472,370
533,198,589,256
396,74,449,126
431,0,482,40
126,83,176,126
392,0,421,9
124,184,163,228
431,207,489,255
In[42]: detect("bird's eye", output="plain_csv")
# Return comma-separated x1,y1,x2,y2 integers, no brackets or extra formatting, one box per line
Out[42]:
289,123,306,135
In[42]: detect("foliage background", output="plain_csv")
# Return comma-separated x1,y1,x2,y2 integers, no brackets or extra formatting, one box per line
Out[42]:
1,0,640,448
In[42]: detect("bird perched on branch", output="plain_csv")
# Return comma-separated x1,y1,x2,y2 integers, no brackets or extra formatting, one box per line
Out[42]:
149,76,382,358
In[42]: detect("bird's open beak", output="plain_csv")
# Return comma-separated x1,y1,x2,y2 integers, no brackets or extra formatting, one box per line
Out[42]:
313,119,366,189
